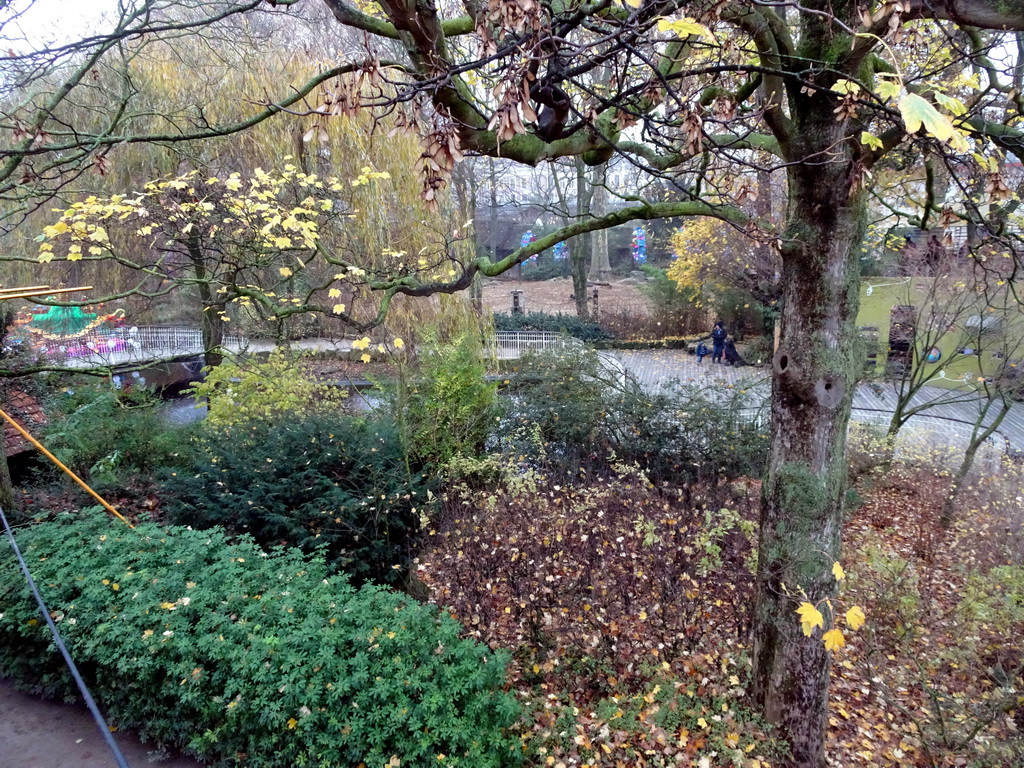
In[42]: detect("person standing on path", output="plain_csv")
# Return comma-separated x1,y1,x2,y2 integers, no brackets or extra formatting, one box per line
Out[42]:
710,321,727,364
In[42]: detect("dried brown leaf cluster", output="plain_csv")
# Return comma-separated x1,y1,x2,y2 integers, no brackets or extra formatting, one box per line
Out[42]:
419,122,464,206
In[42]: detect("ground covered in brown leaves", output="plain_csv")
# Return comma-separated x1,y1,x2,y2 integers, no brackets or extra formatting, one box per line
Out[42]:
415,461,1024,768
828,463,1024,768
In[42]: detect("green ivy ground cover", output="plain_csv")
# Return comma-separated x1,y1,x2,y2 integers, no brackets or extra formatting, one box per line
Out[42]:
0,514,521,767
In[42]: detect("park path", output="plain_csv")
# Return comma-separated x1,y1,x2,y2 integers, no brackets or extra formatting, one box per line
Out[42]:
609,349,1024,455
0,678,201,768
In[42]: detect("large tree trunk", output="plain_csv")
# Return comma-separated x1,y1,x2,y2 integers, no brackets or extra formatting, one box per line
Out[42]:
199,299,226,368
752,113,866,766
195,277,225,368
190,241,226,368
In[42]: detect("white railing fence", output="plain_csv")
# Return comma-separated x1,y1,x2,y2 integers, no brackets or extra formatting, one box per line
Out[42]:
491,331,584,360
30,326,246,367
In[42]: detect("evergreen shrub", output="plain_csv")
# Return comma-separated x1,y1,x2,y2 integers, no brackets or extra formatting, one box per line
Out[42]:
160,414,426,585
0,516,521,768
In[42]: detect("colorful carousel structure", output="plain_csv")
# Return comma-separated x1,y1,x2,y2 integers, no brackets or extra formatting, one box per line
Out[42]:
13,295,129,359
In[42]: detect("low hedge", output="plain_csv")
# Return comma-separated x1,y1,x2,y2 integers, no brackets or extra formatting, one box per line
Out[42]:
159,414,426,586
590,337,691,350
0,515,521,768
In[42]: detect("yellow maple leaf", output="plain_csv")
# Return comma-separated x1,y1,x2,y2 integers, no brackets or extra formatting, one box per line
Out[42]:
328,288,342,298
832,561,846,581
845,605,866,631
796,602,824,637
279,267,293,277
394,337,405,349
287,717,298,729
360,353,371,363
823,628,846,651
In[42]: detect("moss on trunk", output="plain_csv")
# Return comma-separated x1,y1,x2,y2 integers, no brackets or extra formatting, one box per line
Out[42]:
752,89,867,765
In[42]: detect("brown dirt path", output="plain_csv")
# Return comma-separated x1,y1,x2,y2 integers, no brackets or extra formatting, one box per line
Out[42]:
0,678,201,768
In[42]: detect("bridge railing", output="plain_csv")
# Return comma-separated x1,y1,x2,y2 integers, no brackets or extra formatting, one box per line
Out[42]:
491,331,583,360
33,326,246,367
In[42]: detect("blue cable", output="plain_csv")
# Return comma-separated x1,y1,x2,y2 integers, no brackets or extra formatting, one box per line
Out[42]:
0,505,131,768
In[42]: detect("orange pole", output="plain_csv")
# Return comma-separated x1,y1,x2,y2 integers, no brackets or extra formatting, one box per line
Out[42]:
0,285,50,295
0,408,134,528
0,286,93,301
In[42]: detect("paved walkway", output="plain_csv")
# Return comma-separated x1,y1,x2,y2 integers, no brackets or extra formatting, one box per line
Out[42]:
609,349,1024,455
0,679,200,767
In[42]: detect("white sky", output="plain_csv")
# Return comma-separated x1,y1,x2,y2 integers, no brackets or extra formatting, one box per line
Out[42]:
1,0,117,48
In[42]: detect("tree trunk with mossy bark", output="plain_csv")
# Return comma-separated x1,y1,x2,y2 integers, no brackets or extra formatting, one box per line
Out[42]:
588,163,612,283
752,90,867,766
196,286,227,369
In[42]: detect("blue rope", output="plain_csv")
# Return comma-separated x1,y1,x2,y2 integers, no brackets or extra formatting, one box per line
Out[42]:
0,506,131,768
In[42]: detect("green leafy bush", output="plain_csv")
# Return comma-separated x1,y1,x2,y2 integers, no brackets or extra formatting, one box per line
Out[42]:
41,385,194,489
189,349,347,430
0,516,521,768
160,414,426,585
388,332,500,469
493,311,612,342
502,347,769,486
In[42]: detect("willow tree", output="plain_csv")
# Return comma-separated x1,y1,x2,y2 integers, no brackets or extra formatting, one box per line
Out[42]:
299,0,1024,764
2,5,471,346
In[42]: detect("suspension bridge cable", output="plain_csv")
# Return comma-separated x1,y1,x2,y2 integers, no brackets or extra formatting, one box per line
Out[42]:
0,505,131,768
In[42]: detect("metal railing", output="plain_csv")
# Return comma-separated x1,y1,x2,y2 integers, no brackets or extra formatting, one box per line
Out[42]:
848,407,1008,470
491,331,583,360
31,326,246,368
